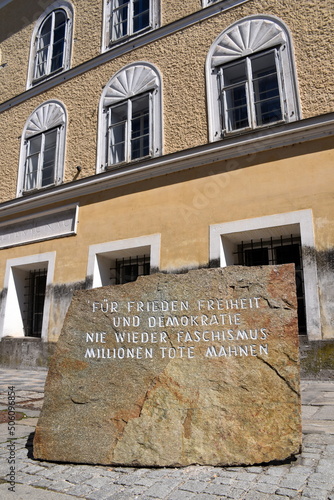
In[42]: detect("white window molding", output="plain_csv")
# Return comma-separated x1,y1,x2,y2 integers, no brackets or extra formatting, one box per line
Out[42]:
206,15,301,141
27,0,73,88
209,210,321,340
97,62,162,172
17,100,67,197
0,252,56,340
202,0,219,6
102,0,160,51
87,234,160,288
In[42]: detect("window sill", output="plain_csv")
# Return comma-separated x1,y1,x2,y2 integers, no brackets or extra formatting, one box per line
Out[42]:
105,25,154,52
21,184,57,197
29,67,66,88
221,120,286,139
105,154,153,171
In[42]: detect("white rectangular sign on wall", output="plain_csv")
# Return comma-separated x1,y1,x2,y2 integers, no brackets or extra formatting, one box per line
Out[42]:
0,204,78,248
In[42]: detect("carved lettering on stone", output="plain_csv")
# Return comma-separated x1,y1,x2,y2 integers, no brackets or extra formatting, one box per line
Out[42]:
34,265,301,466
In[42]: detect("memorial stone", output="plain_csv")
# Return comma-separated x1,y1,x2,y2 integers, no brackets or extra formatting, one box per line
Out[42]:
34,265,302,466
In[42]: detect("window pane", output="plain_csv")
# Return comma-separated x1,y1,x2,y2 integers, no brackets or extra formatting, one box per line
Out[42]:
275,244,300,267
222,61,249,131
25,136,42,190
133,0,150,33
24,270,47,338
39,16,52,46
252,51,282,126
112,0,129,39
35,16,52,79
244,247,269,266
51,12,66,73
131,94,150,160
225,86,249,131
108,102,127,164
35,48,49,78
41,130,57,186
113,255,150,285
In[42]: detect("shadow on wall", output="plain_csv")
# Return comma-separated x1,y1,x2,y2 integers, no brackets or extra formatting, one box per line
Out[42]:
300,336,334,380
0,337,56,369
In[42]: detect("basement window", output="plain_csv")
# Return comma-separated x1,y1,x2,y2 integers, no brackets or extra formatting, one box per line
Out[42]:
23,269,47,338
110,254,150,285
234,235,306,334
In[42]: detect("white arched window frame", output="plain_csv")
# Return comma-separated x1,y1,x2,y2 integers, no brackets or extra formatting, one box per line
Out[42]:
27,1,73,88
97,62,163,173
206,15,301,141
17,101,67,197
102,0,160,50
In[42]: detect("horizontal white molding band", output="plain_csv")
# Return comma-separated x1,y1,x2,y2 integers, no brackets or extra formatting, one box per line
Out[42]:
0,112,333,219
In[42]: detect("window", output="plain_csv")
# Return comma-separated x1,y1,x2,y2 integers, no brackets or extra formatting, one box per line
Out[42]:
87,234,160,288
24,269,47,337
107,93,151,164
209,210,322,340
220,49,283,133
0,253,55,340
104,0,159,47
207,16,301,141
17,101,66,196
98,63,162,171
28,2,73,87
235,236,306,334
111,254,150,285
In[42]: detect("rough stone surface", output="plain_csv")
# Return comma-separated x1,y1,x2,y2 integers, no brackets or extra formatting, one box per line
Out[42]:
33,265,301,466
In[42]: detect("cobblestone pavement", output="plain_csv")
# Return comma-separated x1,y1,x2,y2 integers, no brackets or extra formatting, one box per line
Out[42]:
0,369,333,500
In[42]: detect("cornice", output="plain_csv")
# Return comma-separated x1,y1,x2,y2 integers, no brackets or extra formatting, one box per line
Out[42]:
0,0,249,113
0,113,333,220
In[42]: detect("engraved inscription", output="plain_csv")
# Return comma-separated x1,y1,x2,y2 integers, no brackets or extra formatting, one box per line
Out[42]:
84,296,269,361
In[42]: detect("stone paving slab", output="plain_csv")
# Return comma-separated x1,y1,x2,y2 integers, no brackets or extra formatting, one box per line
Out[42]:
0,483,82,499
0,370,333,499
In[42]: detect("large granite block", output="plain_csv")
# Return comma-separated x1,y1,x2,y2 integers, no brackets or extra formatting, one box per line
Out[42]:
34,265,301,466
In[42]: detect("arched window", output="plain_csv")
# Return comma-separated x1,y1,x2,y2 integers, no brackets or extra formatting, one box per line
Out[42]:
28,2,73,86
97,62,162,172
206,15,301,141
17,101,67,196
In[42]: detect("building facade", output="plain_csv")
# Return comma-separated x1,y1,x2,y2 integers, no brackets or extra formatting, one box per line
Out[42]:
0,0,333,370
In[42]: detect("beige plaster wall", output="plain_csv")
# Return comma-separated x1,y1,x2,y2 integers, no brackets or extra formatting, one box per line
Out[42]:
1,0,333,204
161,0,200,25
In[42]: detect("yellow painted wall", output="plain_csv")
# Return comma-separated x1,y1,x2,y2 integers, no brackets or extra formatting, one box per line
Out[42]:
0,138,333,339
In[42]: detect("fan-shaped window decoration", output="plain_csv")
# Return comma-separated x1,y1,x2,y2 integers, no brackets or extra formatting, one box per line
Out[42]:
206,16,301,141
103,0,159,49
97,63,162,171
17,101,67,197
28,2,73,87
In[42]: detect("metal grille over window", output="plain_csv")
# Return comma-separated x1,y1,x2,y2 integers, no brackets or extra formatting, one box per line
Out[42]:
23,269,47,337
234,235,306,334
110,255,150,285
